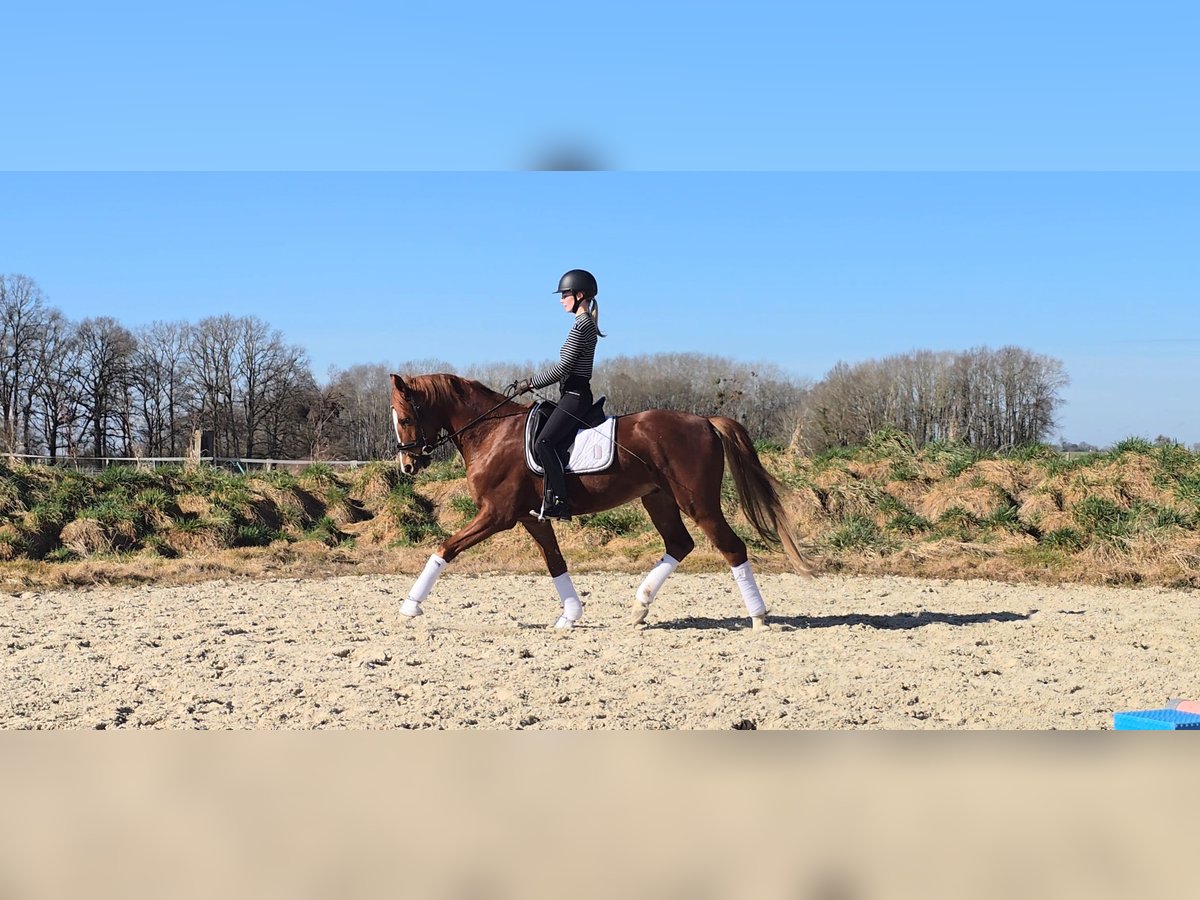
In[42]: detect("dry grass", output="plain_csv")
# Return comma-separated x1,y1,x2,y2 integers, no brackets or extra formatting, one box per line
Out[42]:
882,479,928,513
252,484,307,534
325,498,365,529
1017,490,1075,534
0,524,22,561
917,476,1000,520
60,518,122,557
972,459,1034,497
175,493,212,517
845,459,894,481
0,481,26,517
163,521,226,556
811,468,882,522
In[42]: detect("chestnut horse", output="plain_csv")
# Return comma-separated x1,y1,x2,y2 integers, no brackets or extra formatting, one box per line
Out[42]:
389,373,813,630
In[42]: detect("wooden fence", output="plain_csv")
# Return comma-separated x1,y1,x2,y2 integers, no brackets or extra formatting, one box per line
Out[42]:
3,454,373,475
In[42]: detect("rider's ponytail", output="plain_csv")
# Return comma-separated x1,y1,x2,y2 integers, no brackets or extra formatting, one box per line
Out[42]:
589,298,607,338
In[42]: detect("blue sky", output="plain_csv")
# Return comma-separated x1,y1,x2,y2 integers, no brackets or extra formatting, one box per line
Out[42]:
2,172,1197,446
2,2,1198,170
2,2,1198,446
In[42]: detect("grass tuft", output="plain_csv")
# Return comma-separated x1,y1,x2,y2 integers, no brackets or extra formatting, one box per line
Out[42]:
828,516,892,552
579,507,645,538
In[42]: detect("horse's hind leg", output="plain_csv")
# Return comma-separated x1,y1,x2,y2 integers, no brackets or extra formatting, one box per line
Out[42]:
685,497,771,632
631,490,695,625
521,519,583,628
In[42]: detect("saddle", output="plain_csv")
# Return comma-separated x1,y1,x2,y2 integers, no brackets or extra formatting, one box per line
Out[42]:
524,397,617,475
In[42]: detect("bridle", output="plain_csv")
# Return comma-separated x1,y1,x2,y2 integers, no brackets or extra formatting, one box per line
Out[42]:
393,384,522,460
392,397,440,457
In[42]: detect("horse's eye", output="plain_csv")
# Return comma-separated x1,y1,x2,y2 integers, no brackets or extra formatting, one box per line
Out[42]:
399,419,413,427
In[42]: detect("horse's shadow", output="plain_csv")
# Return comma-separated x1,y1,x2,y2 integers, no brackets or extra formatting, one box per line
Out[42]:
649,610,1036,631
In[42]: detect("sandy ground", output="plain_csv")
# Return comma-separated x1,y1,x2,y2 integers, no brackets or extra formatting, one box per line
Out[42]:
3,571,1198,729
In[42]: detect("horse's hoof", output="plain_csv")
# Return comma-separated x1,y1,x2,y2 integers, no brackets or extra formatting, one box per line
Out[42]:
751,614,770,632
399,599,424,620
631,602,650,626
553,614,580,629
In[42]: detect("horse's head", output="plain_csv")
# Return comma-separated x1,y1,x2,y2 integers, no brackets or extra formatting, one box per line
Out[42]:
389,374,435,476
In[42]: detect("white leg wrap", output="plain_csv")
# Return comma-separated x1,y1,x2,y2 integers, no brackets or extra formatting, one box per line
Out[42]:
403,554,447,615
731,561,767,617
637,554,680,607
553,572,583,624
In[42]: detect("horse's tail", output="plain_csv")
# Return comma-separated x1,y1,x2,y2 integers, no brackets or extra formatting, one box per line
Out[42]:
708,416,816,576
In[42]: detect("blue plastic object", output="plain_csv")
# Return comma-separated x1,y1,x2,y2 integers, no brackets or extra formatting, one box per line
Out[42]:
1113,708,1200,730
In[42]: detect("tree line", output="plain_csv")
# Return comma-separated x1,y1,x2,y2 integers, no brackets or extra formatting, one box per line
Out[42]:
2,274,318,460
2,273,1068,461
791,347,1069,452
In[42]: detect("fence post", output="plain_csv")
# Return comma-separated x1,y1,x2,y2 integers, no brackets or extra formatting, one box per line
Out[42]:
187,430,215,468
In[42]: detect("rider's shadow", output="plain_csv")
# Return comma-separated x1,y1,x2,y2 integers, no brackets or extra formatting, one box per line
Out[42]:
648,610,1036,631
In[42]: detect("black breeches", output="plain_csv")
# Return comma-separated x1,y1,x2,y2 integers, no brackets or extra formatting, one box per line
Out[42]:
535,388,591,500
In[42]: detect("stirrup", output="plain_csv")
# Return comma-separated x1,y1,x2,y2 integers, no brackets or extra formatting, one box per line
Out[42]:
530,494,571,522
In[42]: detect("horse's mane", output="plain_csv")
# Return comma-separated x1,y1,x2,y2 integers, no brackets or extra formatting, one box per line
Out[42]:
407,373,510,411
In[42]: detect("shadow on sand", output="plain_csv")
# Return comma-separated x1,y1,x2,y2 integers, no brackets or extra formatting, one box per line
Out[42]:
649,609,1036,631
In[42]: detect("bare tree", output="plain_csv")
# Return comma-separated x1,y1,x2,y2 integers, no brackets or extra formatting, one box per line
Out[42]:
260,352,318,459
74,317,138,457
0,274,58,453
30,312,83,458
462,359,529,392
183,314,317,459
185,315,239,456
322,363,394,460
132,321,196,456
235,316,309,457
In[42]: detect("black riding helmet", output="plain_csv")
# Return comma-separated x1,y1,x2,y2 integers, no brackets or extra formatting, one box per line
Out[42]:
555,269,598,298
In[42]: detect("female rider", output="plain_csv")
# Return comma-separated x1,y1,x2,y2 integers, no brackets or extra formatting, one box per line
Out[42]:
513,269,604,520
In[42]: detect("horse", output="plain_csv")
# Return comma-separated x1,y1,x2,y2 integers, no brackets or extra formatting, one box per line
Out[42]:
389,373,814,630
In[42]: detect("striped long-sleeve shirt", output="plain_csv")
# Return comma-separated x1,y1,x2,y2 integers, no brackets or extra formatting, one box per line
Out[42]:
529,311,600,390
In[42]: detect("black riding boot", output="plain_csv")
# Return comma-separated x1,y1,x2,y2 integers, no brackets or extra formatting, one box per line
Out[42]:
533,386,590,521
535,445,572,520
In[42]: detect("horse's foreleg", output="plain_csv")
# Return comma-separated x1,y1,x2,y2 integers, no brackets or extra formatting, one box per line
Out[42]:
632,491,695,625
399,554,448,618
521,520,583,628
399,510,510,619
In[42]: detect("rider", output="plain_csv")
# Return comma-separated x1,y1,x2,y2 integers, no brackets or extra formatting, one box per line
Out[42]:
513,269,604,520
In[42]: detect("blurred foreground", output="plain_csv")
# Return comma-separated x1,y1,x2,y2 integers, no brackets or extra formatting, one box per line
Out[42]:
0,735,1193,900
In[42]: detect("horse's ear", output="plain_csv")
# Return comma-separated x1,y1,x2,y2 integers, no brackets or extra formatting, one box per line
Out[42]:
390,373,407,393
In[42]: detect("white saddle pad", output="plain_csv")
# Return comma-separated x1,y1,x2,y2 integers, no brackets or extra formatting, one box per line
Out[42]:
525,408,617,475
